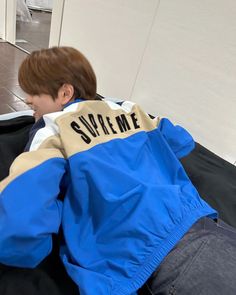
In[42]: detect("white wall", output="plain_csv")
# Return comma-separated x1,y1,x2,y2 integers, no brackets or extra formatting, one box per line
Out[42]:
49,0,64,46
59,0,159,99
51,0,236,164
131,0,236,164
0,0,6,39
5,0,16,44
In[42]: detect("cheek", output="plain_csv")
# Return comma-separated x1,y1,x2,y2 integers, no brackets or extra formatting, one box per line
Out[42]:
46,101,62,112
55,100,64,110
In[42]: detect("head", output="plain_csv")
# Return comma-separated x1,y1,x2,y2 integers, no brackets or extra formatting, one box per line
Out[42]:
18,46,97,120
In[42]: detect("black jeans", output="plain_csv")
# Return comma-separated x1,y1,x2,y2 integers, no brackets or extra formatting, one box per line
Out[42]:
144,217,236,295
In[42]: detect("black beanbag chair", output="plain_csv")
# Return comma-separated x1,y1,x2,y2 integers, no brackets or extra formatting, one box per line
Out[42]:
180,143,236,227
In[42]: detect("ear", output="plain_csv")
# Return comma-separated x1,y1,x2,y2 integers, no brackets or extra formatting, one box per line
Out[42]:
57,84,75,105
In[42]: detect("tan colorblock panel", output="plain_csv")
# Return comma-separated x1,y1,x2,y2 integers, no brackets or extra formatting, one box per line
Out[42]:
56,101,160,157
0,148,64,193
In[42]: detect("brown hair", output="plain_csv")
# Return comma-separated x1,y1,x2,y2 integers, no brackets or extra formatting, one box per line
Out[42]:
18,46,97,100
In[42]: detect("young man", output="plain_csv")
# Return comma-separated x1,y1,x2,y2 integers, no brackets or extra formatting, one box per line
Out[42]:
0,47,236,295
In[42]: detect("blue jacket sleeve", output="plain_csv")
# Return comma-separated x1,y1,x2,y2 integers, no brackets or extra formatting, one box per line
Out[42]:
158,118,195,158
0,150,66,268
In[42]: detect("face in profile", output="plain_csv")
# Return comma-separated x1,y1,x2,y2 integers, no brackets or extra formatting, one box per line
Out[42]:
25,84,75,121
25,93,64,121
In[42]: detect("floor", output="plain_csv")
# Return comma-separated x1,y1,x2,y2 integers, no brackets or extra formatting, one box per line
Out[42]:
0,8,51,115
16,9,51,53
0,41,30,115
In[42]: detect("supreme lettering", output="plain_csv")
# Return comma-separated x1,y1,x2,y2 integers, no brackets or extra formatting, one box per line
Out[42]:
71,112,141,144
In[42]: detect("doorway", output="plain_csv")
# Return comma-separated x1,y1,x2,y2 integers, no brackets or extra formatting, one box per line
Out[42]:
15,0,53,53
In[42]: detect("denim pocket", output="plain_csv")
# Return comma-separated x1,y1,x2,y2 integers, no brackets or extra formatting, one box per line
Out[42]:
169,238,208,294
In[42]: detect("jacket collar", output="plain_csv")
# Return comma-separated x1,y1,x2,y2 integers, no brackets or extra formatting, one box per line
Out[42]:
63,98,84,109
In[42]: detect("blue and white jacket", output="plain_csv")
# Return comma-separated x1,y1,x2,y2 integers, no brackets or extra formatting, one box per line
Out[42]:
0,99,216,295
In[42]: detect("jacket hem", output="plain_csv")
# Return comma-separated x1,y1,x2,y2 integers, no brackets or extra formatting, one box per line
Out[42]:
112,206,217,294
